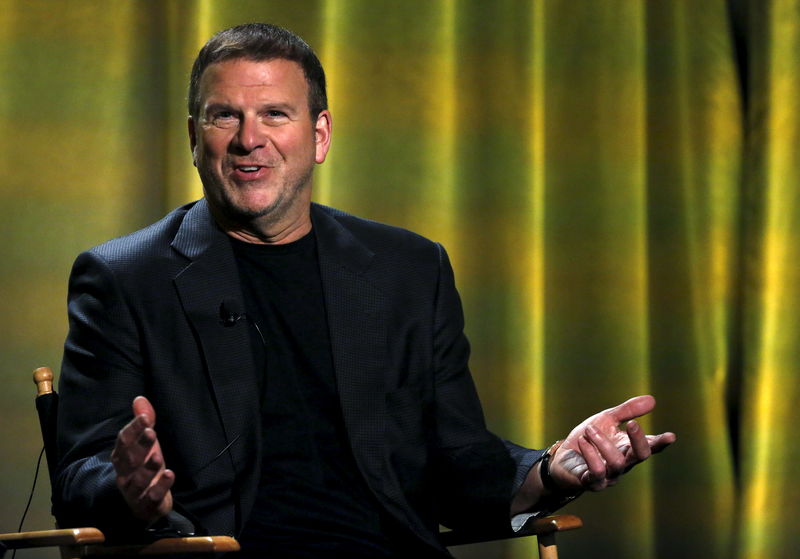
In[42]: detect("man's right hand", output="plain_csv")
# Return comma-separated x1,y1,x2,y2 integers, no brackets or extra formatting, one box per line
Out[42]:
111,396,174,524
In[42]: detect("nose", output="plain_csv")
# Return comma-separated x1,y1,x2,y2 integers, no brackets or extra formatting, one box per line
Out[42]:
233,116,265,153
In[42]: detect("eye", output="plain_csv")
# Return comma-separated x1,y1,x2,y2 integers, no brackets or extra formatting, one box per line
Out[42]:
266,110,288,119
209,110,239,128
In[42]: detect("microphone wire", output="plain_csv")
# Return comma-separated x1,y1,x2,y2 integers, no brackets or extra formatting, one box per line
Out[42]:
13,446,46,559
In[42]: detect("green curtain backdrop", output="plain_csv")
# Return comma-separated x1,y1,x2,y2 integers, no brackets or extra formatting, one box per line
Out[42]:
0,1,797,557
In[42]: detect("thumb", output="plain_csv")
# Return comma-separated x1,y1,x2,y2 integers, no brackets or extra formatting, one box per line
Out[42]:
132,395,156,427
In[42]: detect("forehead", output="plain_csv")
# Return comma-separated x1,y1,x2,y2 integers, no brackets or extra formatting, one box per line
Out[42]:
198,58,308,105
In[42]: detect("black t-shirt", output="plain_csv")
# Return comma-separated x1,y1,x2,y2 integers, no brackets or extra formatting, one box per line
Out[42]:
231,231,406,558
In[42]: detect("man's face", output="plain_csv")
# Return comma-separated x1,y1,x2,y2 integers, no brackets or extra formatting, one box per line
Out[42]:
189,58,331,237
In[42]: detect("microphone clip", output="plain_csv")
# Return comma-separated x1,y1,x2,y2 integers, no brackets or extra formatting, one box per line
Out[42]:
219,299,244,327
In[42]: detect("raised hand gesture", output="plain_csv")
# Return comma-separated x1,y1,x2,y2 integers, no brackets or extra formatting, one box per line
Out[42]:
110,396,175,523
550,395,676,492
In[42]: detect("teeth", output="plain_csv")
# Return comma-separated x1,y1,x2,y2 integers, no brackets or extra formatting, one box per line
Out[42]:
239,166,259,172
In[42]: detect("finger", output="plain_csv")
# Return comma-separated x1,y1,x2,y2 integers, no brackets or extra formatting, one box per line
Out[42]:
577,434,608,490
559,447,589,480
118,434,164,491
120,461,159,498
113,397,159,475
132,469,174,522
116,414,149,448
132,396,156,426
112,422,157,475
647,432,677,453
585,424,626,478
627,420,651,462
139,469,174,513
607,395,656,423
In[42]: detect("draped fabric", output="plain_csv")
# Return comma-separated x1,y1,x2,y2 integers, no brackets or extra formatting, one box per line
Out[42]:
0,1,798,557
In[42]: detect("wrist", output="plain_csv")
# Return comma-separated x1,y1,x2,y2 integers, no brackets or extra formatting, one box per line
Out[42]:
537,440,583,512
539,440,563,495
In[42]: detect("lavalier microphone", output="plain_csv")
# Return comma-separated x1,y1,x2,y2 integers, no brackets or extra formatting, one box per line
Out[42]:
219,298,245,327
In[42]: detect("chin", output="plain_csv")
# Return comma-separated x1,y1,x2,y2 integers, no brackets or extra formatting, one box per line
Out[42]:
228,197,285,222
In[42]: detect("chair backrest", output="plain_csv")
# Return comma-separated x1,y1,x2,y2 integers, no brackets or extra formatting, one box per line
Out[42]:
33,367,59,486
0,367,241,556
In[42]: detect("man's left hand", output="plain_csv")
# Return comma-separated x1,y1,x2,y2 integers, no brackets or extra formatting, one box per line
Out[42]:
511,395,675,515
549,395,675,492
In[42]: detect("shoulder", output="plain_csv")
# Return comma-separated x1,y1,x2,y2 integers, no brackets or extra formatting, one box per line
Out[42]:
311,204,452,303
71,201,201,286
83,202,197,268
313,203,442,258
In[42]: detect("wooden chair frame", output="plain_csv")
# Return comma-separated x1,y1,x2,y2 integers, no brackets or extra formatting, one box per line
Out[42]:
440,514,582,559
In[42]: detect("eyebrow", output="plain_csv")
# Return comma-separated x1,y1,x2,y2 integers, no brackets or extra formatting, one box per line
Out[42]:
203,101,299,115
262,102,296,113
202,102,236,116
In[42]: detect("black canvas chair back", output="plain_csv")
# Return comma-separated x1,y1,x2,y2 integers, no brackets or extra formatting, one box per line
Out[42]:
33,367,59,486
0,367,240,557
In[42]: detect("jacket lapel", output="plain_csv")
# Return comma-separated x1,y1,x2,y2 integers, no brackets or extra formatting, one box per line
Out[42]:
312,206,388,477
170,199,261,532
313,206,434,537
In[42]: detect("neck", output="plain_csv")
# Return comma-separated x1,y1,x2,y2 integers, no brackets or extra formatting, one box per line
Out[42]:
210,203,313,245
226,217,312,245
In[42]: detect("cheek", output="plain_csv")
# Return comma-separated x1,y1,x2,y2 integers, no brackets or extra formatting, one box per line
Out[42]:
275,129,315,157
197,131,230,160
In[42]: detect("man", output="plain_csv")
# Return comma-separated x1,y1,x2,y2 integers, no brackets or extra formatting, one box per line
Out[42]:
55,23,675,558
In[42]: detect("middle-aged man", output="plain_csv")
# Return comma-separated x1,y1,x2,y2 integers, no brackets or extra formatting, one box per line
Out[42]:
54,23,675,558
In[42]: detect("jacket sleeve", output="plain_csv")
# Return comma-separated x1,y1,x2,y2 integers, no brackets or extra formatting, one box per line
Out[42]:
54,250,196,541
55,250,146,537
430,243,538,533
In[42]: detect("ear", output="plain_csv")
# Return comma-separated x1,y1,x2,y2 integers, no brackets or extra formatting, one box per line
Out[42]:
314,110,332,164
188,116,198,167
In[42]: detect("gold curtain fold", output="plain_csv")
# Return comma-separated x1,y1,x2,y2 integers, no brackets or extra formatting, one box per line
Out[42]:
1,1,798,557
739,1,800,558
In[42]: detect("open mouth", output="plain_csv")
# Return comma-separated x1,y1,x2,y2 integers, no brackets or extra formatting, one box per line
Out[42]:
237,165,262,173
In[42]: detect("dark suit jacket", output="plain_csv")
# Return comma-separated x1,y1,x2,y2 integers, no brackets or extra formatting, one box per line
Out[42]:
55,199,537,553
